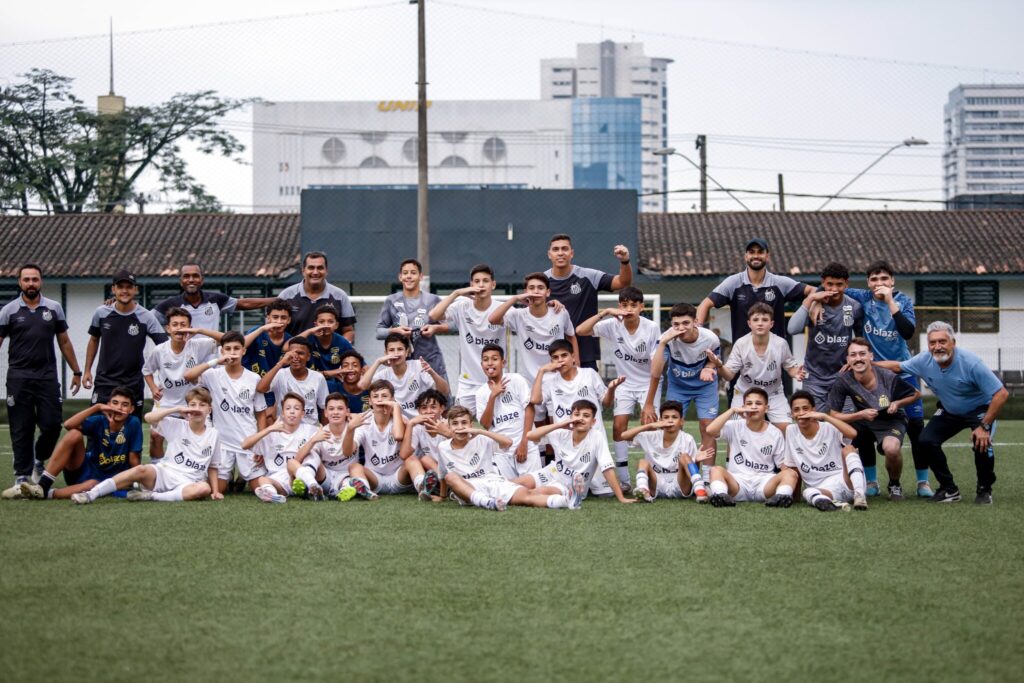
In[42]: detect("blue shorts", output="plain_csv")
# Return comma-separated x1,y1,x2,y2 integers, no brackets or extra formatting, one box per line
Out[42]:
666,382,719,420
902,375,924,420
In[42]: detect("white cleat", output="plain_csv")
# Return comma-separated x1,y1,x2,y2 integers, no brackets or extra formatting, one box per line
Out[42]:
20,482,44,499
2,484,25,500
127,490,154,502
254,484,287,504
70,492,92,505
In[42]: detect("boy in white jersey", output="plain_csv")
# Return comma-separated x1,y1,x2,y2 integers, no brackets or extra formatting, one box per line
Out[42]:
428,264,505,412
184,331,269,495
474,344,542,478
344,380,411,498
360,333,449,418
256,337,327,426
785,390,868,511
703,303,804,430
435,406,519,511
621,400,704,502
516,400,633,506
241,393,318,504
142,306,221,462
292,393,359,501
577,286,660,490
399,389,451,502
488,271,579,419
71,388,221,504
704,387,797,508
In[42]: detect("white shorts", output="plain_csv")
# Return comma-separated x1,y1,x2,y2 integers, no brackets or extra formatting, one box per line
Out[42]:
651,472,688,499
455,378,483,412
527,464,572,497
217,446,266,481
322,468,352,496
469,474,523,506
731,470,774,502
266,469,292,494
730,390,791,423
812,473,853,502
493,443,542,480
614,386,658,417
151,462,202,493
371,471,415,495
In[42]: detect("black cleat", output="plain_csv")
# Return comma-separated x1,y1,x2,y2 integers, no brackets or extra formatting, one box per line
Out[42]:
710,493,735,507
928,487,961,503
764,493,793,508
974,488,993,505
813,497,838,512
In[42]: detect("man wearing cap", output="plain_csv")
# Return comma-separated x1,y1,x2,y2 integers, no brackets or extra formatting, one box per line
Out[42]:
82,271,169,420
0,264,83,490
696,238,813,341
277,251,357,341
153,262,277,331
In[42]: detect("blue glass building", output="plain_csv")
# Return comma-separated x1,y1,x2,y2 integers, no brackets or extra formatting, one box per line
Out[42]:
572,98,642,195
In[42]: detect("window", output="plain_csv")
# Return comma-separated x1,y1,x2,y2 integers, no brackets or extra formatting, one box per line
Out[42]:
915,280,999,333
359,131,387,144
482,136,507,163
359,156,389,168
321,138,346,164
439,155,469,168
402,137,418,163
439,131,468,144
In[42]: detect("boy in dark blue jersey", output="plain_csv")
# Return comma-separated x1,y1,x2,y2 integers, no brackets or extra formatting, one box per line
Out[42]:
17,387,141,500
242,299,292,408
295,304,355,394
336,350,370,414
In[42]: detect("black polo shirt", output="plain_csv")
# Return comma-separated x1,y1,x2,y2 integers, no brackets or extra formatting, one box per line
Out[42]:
88,304,169,390
0,296,69,380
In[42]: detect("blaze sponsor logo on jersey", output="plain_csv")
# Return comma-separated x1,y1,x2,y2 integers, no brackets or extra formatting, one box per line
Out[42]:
164,377,190,389
733,452,772,472
813,331,850,346
799,460,839,474
220,398,252,415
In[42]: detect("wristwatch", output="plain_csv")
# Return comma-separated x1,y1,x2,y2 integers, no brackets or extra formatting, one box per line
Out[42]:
981,422,992,432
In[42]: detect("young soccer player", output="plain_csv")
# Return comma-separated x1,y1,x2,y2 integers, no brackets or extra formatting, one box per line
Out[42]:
184,331,269,495
577,285,661,490
399,389,451,500
256,337,328,426
295,303,355,394
242,299,293,405
15,388,141,500
620,400,704,502
517,400,633,506
703,303,804,430
433,405,515,510
242,392,319,504
343,380,411,497
360,333,449,417
70,388,221,504
376,258,449,383
336,350,369,414
292,393,359,501
785,390,868,511
704,388,797,508
428,264,506,411
474,344,542,479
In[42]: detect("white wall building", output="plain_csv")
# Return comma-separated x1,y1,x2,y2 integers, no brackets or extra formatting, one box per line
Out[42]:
944,84,1024,202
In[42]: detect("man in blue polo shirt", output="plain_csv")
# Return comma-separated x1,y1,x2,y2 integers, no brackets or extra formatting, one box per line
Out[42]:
0,263,83,487
878,321,1007,505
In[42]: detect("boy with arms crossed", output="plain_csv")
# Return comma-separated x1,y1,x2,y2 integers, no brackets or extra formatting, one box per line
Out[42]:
620,400,704,503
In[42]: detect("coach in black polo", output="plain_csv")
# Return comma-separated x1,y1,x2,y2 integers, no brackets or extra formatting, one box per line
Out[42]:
82,270,168,420
0,264,83,485
278,251,357,341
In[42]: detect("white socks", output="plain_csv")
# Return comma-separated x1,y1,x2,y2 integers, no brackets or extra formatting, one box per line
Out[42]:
636,470,650,492
152,487,185,502
803,487,828,505
845,451,866,497
87,478,118,501
414,474,425,493
546,495,569,509
613,441,630,484
296,465,318,489
776,484,795,497
709,479,729,497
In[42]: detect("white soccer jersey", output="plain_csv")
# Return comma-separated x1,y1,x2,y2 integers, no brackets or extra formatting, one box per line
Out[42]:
630,429,697,475
784,422,846,488
721,420,786,477
541,368,607,422
256,423,317,475
593,317,660,391
725,333,798,398
437,435,496,480
410,423,445,460
444,298,505,385
310,429,356,472
473,373,533,443
159,418,221,483
353,418,402,475
143,337,218,407
503,306,574,382
546,427,615,487
270,368,328,425
372,362,436,417
199,367,268,447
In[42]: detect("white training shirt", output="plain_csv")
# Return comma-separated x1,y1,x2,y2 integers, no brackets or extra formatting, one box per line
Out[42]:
256,423,317,475
310,428,356,473
443,298,505,386
629,429,697,475
721,420,786,477
269,368,328,425
372,362,436,418
546,427,615,486
784,422,846,488
503,306,575,383
473,373,533,443
410,423,445,460
159,418,221,483
725,332,798,399
143,337,218,407
199,366,268,448
353,417,402,475
593,317,660,391
541,367,607,422
437,434,497,480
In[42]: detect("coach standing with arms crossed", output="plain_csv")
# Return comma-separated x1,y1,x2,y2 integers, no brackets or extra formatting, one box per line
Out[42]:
877,321,1007,504
0,264,82,491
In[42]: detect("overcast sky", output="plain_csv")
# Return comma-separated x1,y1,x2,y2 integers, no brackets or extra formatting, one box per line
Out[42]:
2,0,1022,212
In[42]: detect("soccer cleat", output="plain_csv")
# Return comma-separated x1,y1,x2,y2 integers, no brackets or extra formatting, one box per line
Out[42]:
20,482,45,499
619,480,632,495
710,493,735,508
764,493,793,508
853,493,869,510
70,492,92,505
887,483,904,502
916,482,934,498
32,460,46,484
254,484,287,504
336,485,357,502
695,490,709,504
308,484,325,501
291,477,308,498
350,478,378,501
633,486,654,503
422,469,441,497
127,490,154,502
480,496,505,512
813,497,838,512
566,473,586,510
865,481,880,497
2,484,24,500
928,487,961,503
974,488,993,505
448,490,468,506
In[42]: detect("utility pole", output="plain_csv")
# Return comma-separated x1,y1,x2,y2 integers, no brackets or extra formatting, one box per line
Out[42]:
414,0,430,290
695,134,707,213
777,173,785,211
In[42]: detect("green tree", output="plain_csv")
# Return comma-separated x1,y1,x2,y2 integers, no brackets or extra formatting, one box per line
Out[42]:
0,68,247,214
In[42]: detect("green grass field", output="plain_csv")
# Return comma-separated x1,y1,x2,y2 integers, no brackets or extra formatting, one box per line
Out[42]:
1,422,1022,683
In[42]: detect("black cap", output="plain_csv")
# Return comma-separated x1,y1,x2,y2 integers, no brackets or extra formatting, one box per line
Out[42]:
744,237,769,252
112,270,137,285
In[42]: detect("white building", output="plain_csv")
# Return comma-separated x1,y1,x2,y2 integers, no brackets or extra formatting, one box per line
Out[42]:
944,84,1024,204
541,40,672,213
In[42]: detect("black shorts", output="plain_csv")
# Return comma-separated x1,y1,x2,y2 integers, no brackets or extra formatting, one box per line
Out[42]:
856,419,907,451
